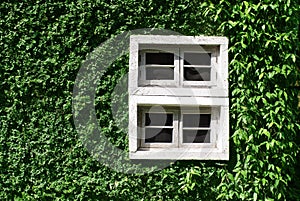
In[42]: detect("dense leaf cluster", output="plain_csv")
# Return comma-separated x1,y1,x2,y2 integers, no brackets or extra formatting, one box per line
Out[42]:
0,0,299,200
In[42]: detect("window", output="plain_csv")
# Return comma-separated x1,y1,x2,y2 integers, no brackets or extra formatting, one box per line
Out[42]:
138,47,179,86
138,46,217,87
180,107,214,145
180,46,217,87
138,106,218,149
129,35,229,160
139,107,178,148
183,52,212,81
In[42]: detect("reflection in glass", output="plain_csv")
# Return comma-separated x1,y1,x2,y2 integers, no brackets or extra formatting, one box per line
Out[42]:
146,53,174,65
146,67,174,80
145,128,173,143
182,114,211,127
184,53,211,65
145,113,173,126
183,67,211,81
182,130,210,143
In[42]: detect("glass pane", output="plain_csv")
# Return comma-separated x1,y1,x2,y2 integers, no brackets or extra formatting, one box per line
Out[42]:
183,67,211,81
146,67,174,80
145,128,173,143
184,53,211,65
183,130,210,143
145,113,173,126
146,53,174,65
183,114,211,128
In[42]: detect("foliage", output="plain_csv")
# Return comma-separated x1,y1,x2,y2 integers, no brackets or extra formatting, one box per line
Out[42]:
0,0,299,200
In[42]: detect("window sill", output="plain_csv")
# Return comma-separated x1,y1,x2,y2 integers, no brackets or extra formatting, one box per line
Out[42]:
129,147,229,160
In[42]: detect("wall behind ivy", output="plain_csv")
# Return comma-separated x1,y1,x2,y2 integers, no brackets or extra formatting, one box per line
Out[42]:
1,0,299,200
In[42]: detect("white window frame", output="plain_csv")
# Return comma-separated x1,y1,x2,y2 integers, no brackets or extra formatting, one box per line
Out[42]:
180,46,218,87
138,45,218,88
138,106,219,149
129,35,229,160
139,106,179,148
138,47,180,87
179,107,218,148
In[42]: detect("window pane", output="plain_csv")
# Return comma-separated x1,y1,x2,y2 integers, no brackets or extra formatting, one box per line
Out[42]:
145,113,173,126
146,53,174,65
183,114,211,128
183,130,210,143
183,67,211,81
146,67,174,80
145,128,173,143
184,53,211,65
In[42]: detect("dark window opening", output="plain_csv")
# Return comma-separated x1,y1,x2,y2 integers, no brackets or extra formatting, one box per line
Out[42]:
183,114,211,127
145,113,173,126
183,67,211,81
146,53,174,65
184,53,211,65
146,67,174,80
183,130,210,143
145,128,173,143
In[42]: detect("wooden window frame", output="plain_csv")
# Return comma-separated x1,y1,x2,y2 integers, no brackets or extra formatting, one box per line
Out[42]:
129,35,229,160
138,106,219,149
138,47,180,87
180,46,218,87
138,45,219,87
179,107,218,148
139,106,179,148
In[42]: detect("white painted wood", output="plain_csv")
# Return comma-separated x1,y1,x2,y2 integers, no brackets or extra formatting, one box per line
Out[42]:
131,35,228,45
128,35,229,160
129,37,139,95
129,147,229,160
179,107,218,149
128,95,138,152
180,46,217,87
218,43,229,91
219,106,229,159
130,36,228,96
138,47,180,87
131,87,228,97
140,108,178,148
132,96,229,106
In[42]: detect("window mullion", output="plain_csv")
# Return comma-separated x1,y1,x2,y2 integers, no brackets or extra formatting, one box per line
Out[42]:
178,47,183,87
211,107,218,147
140,51,146,81
178,111,183,148
211,49,217,86
172,110,179,148
174,47,180,87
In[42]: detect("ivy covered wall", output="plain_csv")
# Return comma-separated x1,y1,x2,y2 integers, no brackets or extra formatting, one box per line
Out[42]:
1,0,299,200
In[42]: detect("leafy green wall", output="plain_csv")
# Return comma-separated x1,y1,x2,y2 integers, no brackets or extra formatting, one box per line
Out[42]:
1,0,299,200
